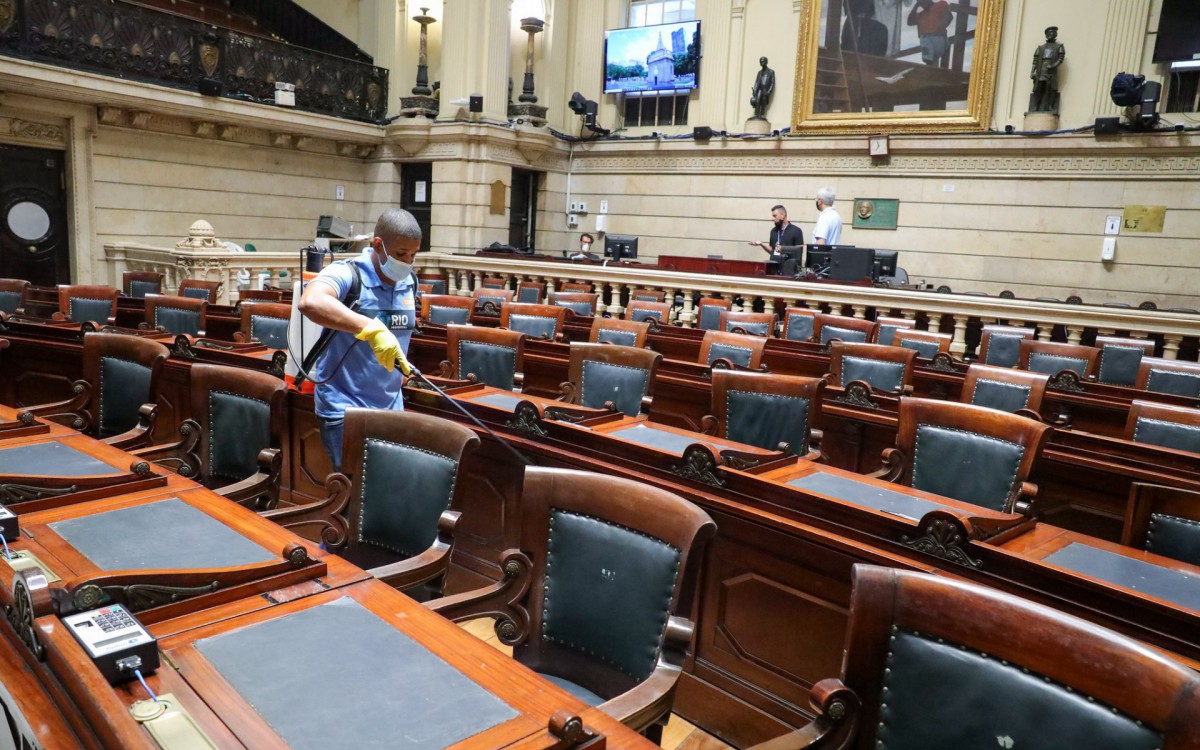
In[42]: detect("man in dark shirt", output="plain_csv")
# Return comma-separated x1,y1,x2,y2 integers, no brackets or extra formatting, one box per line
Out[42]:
749,204,804,275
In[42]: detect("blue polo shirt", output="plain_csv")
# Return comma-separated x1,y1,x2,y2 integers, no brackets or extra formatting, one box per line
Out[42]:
310,250,417,419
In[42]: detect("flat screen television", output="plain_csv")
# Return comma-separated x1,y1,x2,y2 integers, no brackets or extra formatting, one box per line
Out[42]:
604,21,700,94
604,235,639,261
1154,0,1200,62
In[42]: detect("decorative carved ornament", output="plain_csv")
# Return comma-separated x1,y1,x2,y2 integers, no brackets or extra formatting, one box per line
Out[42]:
505,401,548,438
671,444,727,488
901,513,983,570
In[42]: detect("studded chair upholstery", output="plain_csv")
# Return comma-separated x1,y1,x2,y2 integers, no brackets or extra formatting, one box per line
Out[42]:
55,285,118,325
481,276,507,289
703,370,826,457
1095,336,1155,387
420,294,473,327
880,398,1050,515
630,289,666,303
177,279,221,304
561,342,662,417
829,342,916,394
515,281,545,303
121,271,164,299
501,302,567,340
1122,483,1200,568
1136,358,1200,398
441,324,526,391
0,278,29,315
960,364,1049,416
977,325,1035,367
422,277,448,295
234,302,291,349
138,364,286,508
699,330,768,370
893,329,952,360
872,316,916,346
590,316,650,348
814,314,876,346
141,293,207,337
20,333,168,447
696,297,733,331
1018,339,1100,380
301,408,481,591
781,307,818,342
626,300,671,324
1123,400,1200,455
471,288,514,314
430,467,716,737
719,310,776,337
549,291,598,317
237,288,284,304
748,564,1200,750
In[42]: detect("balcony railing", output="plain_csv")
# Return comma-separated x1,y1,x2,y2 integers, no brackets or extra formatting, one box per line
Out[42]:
0,0,387,122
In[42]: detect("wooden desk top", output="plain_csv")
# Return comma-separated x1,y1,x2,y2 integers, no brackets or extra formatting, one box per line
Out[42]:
590,415,786,459
0,403,66,441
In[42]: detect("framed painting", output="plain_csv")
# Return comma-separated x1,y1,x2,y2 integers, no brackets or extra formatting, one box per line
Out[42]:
791,0,1004,133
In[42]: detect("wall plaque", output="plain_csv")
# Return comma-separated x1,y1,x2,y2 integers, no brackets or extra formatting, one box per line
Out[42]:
853,198,899,230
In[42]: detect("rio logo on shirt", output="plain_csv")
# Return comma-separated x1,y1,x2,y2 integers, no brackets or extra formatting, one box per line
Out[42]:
377,310,413,330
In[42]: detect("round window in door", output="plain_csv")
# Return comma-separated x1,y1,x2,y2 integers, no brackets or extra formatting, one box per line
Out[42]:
6,200,51,242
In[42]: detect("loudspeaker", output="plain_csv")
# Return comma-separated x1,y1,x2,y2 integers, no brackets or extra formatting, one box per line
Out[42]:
693,126,713,141
469,94,483,113
1094,116,1120,135
198,77,223,97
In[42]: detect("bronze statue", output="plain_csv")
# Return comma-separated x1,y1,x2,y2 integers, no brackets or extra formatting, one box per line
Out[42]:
750,57,775,120
1029,26,1065,114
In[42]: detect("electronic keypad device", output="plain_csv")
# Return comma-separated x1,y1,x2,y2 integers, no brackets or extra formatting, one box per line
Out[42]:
63,604,159,684
0,503,17,542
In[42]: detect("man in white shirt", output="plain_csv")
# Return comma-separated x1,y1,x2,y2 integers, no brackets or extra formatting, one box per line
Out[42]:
813,187,843,245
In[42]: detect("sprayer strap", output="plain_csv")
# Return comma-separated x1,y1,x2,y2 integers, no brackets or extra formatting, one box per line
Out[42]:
300,263,363,376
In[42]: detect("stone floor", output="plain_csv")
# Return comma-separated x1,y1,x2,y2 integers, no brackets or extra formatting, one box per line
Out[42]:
458,618,736,750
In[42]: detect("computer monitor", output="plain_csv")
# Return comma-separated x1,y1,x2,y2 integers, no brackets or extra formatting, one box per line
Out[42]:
873,250,899,278
780,245,805,276
805,246,833,275
828,247,876,282
604,235,639,261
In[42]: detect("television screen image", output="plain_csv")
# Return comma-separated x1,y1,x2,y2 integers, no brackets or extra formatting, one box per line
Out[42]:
604,235,639,261
604,21,700,94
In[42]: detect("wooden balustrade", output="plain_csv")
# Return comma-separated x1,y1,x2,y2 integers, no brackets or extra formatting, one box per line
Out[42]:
105,243,303,305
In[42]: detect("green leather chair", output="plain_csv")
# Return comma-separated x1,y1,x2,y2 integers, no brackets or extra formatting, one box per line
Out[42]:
1124,400,1200,455
440,324,526,391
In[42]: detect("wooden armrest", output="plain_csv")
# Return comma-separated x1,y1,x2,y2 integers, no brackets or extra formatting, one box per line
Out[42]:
719,446,790,470
102,403,157,450
748,679,859,750
261,473,351,550
428,548,533,645
132,418,202,476
18,379,92,431
866,447,905,482
369,510,460,593
1011,480,1038,517
217,448,281,510
598,616,692,731
557,381,579,404
699,415,719,436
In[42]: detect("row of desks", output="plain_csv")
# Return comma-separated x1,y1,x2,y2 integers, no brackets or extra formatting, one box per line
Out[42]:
0,412,652,750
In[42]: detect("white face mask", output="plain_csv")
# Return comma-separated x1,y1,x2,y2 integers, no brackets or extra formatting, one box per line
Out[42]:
377,239,412,282
580,243,591,253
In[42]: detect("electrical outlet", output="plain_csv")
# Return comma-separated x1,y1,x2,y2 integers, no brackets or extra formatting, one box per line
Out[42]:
600,200,609,214
578,201,588,213
1101,237,1116,261
1104,216,1121,235
568,201,579,212
567,214,579,227
335,185,345,201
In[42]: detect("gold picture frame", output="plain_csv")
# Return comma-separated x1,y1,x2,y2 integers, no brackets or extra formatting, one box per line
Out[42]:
791,0,1004,134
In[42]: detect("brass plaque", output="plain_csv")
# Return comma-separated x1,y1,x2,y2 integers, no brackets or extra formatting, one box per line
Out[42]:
852,198,899,230
489,180,506,215
1122,205,1166,233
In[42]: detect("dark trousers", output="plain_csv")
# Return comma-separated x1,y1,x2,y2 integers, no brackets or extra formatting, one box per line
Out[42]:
318,415,345,473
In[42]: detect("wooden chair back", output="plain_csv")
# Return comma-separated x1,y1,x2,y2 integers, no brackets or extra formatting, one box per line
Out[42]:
481,276,507,289
699,330,767,370
121,271,164,298
564,342,662,417
235,302,291,348
960,363,1049,415
558,281,594,294
977,325,1035,367
548,291,598,317
718,310,776,337
1123,483,1200,567
829,342,916,393
626,300,671,324
781,307,818,342
1136,357,1200,398
471,288,514,313
590,316,650,348
707,370,826,455
515,281,545,303
814,314,876,346
237,288,284,304
420,294,474,327
630,288,666,303
177,279,221,304
696,297,733,330
1018,339,1100,379
893,397,1050,514
500,302,567,340
187,363,287,491
0,278,30,315
1095,335,1155,386
56,285,119,324
873,316,916,346
760,564,1200,750
893,329,952,359
1123,400,1200,454
443,324,526,390
81,332,169,439
143,293,208,337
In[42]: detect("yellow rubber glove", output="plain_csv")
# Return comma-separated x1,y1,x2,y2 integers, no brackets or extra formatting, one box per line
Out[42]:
355,318,401,372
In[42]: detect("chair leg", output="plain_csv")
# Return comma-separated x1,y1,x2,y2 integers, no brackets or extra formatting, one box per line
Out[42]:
641,720,664,746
